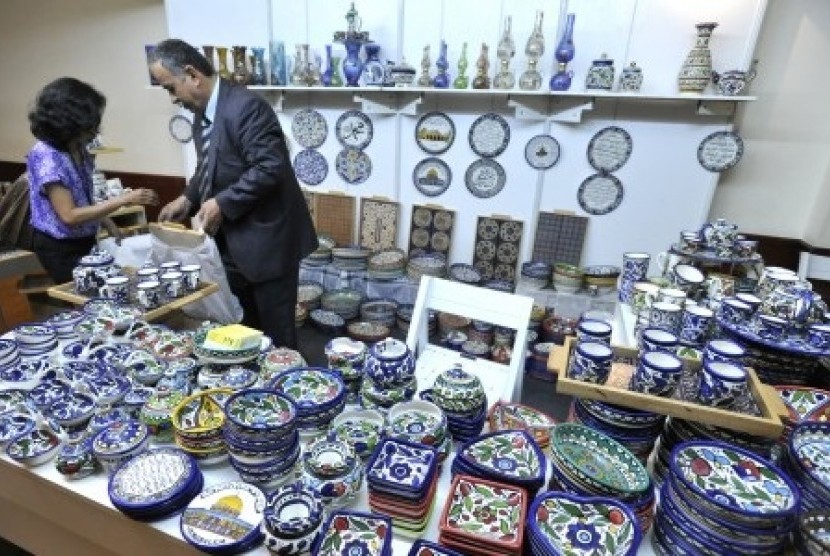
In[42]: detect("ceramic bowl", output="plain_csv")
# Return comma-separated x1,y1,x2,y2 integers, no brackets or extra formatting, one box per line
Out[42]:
328,408,385,460
261,482,324,553
387,399,447,447
6,423,64,467
91,419,151,474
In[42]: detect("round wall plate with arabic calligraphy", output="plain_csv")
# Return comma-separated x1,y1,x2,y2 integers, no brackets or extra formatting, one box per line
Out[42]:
577,173,624,215
293,149,328,186
465,158,507,198
291,109,328,149
698,131,744,172
415,111,455,154
335,148,372,184
336,110,373,150
468,113,510,158
525,134,561,169
412,157,452,197
587,126,633,173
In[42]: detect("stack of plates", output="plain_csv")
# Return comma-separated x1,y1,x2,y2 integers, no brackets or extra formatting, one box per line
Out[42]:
367,248,407,280
45,310,85,340
360,298,398,328
13,323,58,357
571,398,664,464
366,438,439,536
781,421,830,512
438,474,527,555
452,430,546,498
192,327,263,365
407,252,447,281
180,481,266,554
108,447,202,520
775,385,830,445
268,368,346,434
313,510,392,556
795,510,830,556
332,246,371,271
224,389,300,489
653,440,799,555
527,491,642,556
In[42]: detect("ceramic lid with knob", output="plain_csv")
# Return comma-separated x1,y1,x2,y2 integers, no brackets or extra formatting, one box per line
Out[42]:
432,363,485,407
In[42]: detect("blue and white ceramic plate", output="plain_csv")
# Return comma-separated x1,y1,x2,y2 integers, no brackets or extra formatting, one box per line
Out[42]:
468,113,510,158
294,148,328,186
336,110,373,150
413,157,452,197
698,130,744,172
366,437,437,492
109,447,199,508
578,173,624,215
336,148,372,185
465,158,506,198
717,316,830,356
415,111,455,155
225,389,297,431
587,126,632,173
292,109,328,149
180,481,266,552
525,134,561,169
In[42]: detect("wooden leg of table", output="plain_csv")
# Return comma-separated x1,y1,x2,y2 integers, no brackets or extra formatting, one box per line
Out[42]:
0,277,33,332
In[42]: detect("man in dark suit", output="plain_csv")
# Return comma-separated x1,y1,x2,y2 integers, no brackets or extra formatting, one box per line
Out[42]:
149,39,318,349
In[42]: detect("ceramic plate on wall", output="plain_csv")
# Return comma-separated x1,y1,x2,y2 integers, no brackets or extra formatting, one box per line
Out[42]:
413,157,452,197
587,126,633,173
415,111,456,154
525,134,561,169
578,173,624,215
465,158,506,198
697,130,744,172
468,113,510,158
291,109,328,149
336,110,373,150
294,149,328,186
336,148,372,184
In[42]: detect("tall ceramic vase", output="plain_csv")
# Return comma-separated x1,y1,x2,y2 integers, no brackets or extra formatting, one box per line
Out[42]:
549,13,575,91
270,41,287,85
215,46,232,80
678,22,718,93
231,46,250,85
343,37,363,87
433,40,450,88
250,47,266,85
321,44,334,86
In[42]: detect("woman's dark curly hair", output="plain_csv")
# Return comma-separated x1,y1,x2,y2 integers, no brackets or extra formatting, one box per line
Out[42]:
28,77,106,151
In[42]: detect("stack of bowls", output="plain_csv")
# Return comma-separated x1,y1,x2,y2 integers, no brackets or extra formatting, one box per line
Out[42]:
520,261,551,289
360,298,398,328
170,388,231,466
653,440,799,555
332,245,370,271
268,368,346,434
324,337,367,404
321,287,363,320
297,280,324,310
780,421,830,512
0,339,20,371
426,363,487,443
552,262,584,293
45,310,85,340
299,438,362,507
13,323,58,358
583,265,622,294
571,398,665,464
367,248,407,280
794,510,830,556
327,408,385,460
387,400,449,461
223,389,300,489
407,252,447,281
261,481,324,555
449,263,482,286
360,338,418,412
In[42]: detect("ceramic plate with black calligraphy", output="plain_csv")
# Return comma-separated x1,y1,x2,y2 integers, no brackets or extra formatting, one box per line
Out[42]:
336,110,373,150
577,173,624,215
587,126,632,173
468,113,510,158
465,158,506,198
697,130,744,172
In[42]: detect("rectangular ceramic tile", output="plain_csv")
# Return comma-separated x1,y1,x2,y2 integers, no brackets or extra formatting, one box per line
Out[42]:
472,216,523,283
359,197,399,251
408,204,454,259
532,211,588,267
313,192,356,247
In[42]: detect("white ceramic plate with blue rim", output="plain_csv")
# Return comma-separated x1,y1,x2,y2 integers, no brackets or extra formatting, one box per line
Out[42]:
335,110,373,150
413,157,452,197
525,134,561,169
465,158,506,198
468,112,510,158
335,148,372,184
587,125,633,173
415,111,455,154
697,130,744,172
180,481,266,552
294,148,328,186
291,109,328,149
578,173,624,215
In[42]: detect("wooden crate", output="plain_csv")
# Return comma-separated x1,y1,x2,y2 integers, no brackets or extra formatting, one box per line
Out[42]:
553,336,786,438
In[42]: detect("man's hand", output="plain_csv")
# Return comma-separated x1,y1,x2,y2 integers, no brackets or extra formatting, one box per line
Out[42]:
158,195,192,223
196,198,223,236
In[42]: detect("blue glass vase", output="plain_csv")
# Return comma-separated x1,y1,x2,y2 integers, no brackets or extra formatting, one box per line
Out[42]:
433,40,450,88
550,13,575,91
343,37,363,87
321,44,334,87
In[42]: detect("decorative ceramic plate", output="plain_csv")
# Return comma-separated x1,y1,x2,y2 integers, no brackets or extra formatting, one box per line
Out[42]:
292,109,328,149
270,368,345,410
336,148,372,185
224,389,297,430
294,148,328,186
336,110,373,150
500,220,522,243
433,210,453,231
789,422,830,487
168,114,193,143
775,386,830,423
415,111,456,154
413,157,452,197
92,420,149,457
458,430,544,482
587,126,633,173
5,427,62,465
717,316,830,357
578,173,624,215
465,158,506,198
366,437,437,492
698,130,744,172
468,113,510,158
528,492,641,556
315,510,391,556
671,440,799,517
180,481,266,552
109,448,198,507
525,134,561,169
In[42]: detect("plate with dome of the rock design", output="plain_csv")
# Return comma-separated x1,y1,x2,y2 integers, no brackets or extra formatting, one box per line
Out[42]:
180,481,266,552
457,430,544,483
413,157,452,197
671,440,799,519
415,111,455,154
525,134,561,169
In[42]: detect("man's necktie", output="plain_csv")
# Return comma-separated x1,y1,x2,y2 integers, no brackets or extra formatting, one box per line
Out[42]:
196,116,213,204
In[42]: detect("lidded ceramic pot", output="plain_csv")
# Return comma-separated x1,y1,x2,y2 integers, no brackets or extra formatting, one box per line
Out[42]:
431,363,485,413
363,337,415,387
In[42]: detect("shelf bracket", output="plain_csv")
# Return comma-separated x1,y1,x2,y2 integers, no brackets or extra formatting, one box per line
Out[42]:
696,100,737,118
353,91,423,115
548,98,594,123
506,95,550,121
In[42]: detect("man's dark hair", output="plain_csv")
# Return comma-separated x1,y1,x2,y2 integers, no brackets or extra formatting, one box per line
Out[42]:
28,77,106,151
150,39,216,77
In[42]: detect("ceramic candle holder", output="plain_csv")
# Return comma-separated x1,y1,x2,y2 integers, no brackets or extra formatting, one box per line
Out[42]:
568,341,613,384
697,359,748,408
703,339,746,364
631,350,683,396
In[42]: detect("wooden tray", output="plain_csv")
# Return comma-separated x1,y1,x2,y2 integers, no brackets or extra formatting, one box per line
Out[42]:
553,336,786,438
46,268,219,323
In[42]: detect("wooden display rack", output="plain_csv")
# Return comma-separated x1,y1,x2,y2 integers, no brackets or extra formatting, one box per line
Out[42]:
552,336,787,439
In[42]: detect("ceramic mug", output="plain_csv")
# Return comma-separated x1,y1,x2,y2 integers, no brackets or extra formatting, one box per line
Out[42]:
136,267,160,284
631,350,683,396
656,287,687,308
639,327,679,355
631,282,660,317
697,359,748,408
735,292,762,313
159,261,181,273
718,297,753,324
756,314,788,341
160,271,184,299
567,341,613,384
98,275,130,303
180,264,201,291
703,339,746,364
576,319,613,345
136,281,161,310
671,264,705,292
679,305,714,345
619,252,651,303
648,301,683,334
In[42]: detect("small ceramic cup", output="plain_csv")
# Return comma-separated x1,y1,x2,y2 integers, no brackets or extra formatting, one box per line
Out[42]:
135,267,160,284
631,282,660,317
648,301,683,335
807,323,830,349
136,281,162,310
99,275,129,303
735,292,762,313
679,305,714,345
160,271,184,299
756,314,788,341
718,297,753,324
639,327,679,355
631,350,683,397
671,264,705,293
703,339,746,364
697,359,748,408
180,264,201,291
576,319,613,345
567,341,613,384
656,287,687,308
159,260,181,273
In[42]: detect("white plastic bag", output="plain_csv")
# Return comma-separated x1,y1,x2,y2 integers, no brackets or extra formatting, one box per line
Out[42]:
147,224,243,324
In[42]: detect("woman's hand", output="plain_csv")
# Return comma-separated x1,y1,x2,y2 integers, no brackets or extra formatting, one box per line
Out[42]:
122,188,159,207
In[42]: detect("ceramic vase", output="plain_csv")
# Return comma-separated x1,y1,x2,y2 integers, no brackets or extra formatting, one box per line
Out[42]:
270,40,287,86
678,22,718,93
472,42,490,89
291,44,307,86
417,45,432,87
343,37,363,86
433,40,450,88
321,44,334,86
215,46,232,80
231,46,250,85
330,56,344,86
250,47,266,85
549,13,575,91
453,42,469,89
361,43,385,86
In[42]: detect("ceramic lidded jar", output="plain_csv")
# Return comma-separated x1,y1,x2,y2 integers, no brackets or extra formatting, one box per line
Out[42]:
324,337,367,379
431,363,485,413
618,62,643,92
139,389,186,443
585,53,615,90
363,337,415,387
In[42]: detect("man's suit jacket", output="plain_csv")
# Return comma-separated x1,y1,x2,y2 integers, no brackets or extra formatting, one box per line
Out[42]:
186,80,318,283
